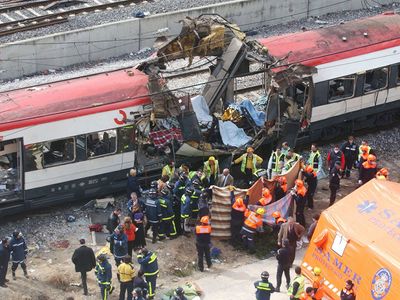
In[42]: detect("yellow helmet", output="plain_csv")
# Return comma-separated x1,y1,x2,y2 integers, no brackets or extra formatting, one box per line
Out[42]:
208,156,216,161
313,267,321,276
256,208,265,215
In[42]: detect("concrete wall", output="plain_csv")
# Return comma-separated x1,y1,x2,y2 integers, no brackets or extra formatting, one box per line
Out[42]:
0,0,393,80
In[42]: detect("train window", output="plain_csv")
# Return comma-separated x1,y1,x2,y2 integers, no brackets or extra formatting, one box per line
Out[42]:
25,137,76,170
86,129,117,158
118,125,136,153
328,75,355,102
364,67,388,93
1,139,23,202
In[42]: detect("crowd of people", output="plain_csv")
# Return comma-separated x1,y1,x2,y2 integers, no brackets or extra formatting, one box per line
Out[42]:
0,136,387,299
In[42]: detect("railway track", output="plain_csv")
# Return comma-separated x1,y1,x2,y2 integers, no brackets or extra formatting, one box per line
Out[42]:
0,0,140,37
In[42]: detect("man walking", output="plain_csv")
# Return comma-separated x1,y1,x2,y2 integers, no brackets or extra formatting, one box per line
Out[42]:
195,216,212,272
137,248,159,300
278,218,305,266
118,255,135,300
341,136,358,178
329,161,341,206
275,239,291,292
0,238,10,288
10,230,28,280
71,238,96,295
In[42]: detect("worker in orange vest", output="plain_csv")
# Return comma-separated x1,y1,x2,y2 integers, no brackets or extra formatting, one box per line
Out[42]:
195,216,212,272
291,179,307,227
230,187,249,245
311,267,325,300
240,208,265,253
300,287,315,300
274,176,287,201
358,154,377,185
257,188,272,206
376,168,389,180
272,211,286,236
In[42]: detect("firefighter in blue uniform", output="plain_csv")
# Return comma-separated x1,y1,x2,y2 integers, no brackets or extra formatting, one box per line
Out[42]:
181,186,193,235
137,248,159,300
254,271,275,300
159,187,177,239
95,254,114,300
10,230,28,280
144,189,162,243
173,173,190,236
191,179,203,220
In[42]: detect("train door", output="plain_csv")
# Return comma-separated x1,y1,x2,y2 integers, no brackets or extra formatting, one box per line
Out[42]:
0,138,23,203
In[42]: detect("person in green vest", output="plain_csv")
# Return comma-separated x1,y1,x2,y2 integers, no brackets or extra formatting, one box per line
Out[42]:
203,156,220,186
267,147,285,179
281,142,291,156
307,144,322,176
284,149,300,172
288,266,306,300
233,147,263,187
161,160,175,180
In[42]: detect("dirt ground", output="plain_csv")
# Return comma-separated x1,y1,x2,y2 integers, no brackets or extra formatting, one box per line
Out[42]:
0,154,398,300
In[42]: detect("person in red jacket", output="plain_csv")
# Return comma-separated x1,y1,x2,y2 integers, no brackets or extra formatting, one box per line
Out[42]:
359,154,378,185
327,145,345,172
123,217,137,257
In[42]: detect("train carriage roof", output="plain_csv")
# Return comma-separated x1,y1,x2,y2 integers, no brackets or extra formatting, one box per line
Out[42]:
0,69,151,132
260,13,400,67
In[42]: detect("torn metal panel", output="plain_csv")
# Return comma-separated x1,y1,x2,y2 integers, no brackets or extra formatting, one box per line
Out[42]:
271,64,317,89
176,143,231,157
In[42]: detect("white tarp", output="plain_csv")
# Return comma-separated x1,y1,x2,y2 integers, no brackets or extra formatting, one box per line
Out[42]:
191,95,213,124
218,120,251,147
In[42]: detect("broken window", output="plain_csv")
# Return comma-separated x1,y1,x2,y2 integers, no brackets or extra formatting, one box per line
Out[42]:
1,139,22,202
364,67,388,93
118,125,136,152
86,130,117,158
328,75,355,102
286,84,307,107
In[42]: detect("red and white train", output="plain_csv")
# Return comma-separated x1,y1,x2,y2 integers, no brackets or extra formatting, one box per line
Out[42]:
1,13,400,215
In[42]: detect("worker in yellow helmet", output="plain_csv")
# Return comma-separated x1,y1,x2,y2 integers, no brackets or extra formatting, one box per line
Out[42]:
203,156,220,186
312,267,325,300
233,147,263,187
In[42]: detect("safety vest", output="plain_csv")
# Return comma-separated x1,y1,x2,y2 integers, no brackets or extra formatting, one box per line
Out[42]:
240,154,258,173
195,225,211,234
271,151,285,172
232,200,246,212
308,150,320,172
312,274,325,300
300,293,313,300
358,145,371,156
244,211,262,230
203,160,219,179
162,165,175,179
285,153,300,171
288,275,305,298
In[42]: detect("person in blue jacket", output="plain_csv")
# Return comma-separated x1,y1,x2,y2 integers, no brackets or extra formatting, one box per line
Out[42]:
111,225,128,266
10,231,28,280
181,186,193,235
0,237,10,287
144,189,162,244
159,187,177,239
95,254,114,300
137,248,159,300
173,173,190,236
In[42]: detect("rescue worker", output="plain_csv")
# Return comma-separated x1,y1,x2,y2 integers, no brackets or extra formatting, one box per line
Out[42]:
307,143,322,175
230,187,249,245
292,179,307,227
257,188,272,206
198,191,210,218
170,287,188,300
281,142,291,156
137,248,159,300
10,231,28,280
159,187,177,239
71,238,96,295
144,188,162,243
107,207,122,234
133,287,146,300
303,165,317,209
288,266,305,300
191,179,203,220
329,161,341,207
162,160,175,180
341,136,358,178
181,186,193,235
275,239,291,293
118,255,135,300
300,287,315,300
240,208,265,253
357,145,370,167
340,280,356,300
173,173,190,235
95,254,114,300
195,216,212,272
254,271,275,300
112,225,128,266
0,238,10,288
267,147,285,179
327,145,345,172
233,147,263,187
284,149,300,172
271,211,286,236
203,156,219,186
274,176,287,201
311,267,324,300
358,140,372,159
376,167,389,180
359,154,377,185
